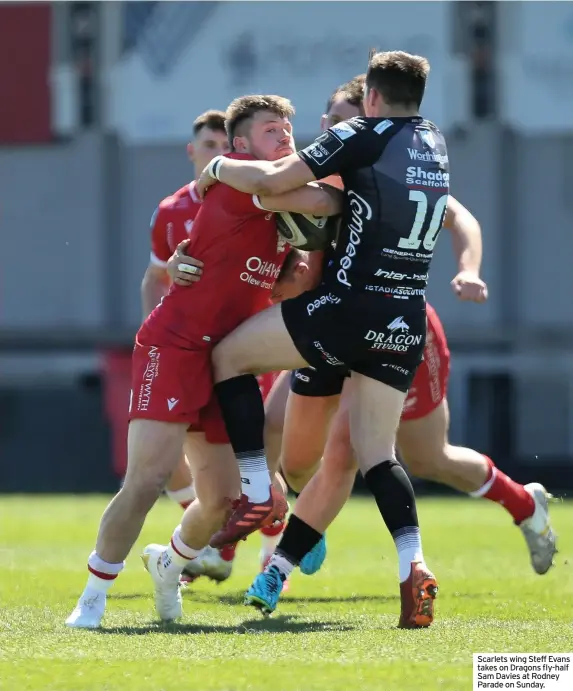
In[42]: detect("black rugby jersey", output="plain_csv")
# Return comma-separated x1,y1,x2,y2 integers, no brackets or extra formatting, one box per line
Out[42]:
298,117,449,298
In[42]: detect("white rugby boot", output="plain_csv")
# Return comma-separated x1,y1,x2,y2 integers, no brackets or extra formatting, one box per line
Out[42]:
201,546,233,583
65,590,106,629
519,483,557,575
141,544,183,621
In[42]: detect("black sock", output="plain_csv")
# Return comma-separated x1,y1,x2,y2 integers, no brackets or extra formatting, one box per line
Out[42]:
363,460,419,535
214,375,269,500
214,375,266,454
276,514,322,565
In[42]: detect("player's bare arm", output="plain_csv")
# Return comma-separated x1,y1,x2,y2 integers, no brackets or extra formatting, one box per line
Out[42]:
197,152,316,198
444,195,488,303
141,264,170,319
256,182,343,216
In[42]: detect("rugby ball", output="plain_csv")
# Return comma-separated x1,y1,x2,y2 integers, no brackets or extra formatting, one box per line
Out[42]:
276,212,340,251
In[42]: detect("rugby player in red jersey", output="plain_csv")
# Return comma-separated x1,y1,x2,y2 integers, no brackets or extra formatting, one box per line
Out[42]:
66,95,342,628
141,110,282,585
142,110,228,520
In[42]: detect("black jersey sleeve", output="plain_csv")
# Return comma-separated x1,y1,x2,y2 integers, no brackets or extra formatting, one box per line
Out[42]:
298,117,393,179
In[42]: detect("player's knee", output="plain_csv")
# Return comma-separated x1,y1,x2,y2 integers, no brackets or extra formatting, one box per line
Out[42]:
120,471,167,509
281,450,319,479
401,446,448,481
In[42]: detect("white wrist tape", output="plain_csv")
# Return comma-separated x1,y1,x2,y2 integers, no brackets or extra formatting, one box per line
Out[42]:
208,155,225,181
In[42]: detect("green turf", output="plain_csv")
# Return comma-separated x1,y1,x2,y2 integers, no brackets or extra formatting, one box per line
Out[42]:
0,495,571,691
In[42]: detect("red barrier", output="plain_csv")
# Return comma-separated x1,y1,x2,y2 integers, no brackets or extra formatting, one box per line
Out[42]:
101,350,281,477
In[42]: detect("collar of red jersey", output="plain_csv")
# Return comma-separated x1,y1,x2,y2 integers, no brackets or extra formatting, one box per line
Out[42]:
188,181,201,204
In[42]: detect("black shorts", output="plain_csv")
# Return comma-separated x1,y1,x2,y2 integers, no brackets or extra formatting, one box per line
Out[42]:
282,284,426,393
290,367,347,397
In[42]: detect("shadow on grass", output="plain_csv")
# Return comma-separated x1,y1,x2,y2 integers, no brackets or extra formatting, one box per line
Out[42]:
108,590,400,605
94,614,355,636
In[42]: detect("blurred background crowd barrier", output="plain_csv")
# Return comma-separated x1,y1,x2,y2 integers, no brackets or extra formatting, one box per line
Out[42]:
1,1,573,494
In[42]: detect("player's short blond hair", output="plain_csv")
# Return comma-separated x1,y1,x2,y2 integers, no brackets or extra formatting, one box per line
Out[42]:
366,50,430,108
225,95,295,144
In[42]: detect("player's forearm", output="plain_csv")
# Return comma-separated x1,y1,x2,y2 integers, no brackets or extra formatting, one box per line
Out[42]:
444,197,483,274
216,158,277,196
141,275,169,320
258,183,343,217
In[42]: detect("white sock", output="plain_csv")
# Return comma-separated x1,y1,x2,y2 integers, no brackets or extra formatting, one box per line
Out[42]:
86,551,124,594
160,525,202,580
237,450,271,503
267,553,295,579
260,521,286,558
393,527,424,582
166,484,196,508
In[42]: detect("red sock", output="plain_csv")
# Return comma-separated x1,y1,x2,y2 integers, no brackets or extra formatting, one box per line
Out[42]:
260,520,286,538
473,456,535,524
219,543,237,562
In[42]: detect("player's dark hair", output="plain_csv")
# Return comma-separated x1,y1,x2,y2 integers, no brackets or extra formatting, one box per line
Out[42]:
366,50,429,109
325,74,366,115
276,248,307,282
192,110,226,137
225,95,295,145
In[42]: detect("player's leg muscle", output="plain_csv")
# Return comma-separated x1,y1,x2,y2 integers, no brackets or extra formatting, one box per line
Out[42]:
179,432,240,549
263,370,290,474
348,373,405,472
212,303,307,381
294,393,358,533
281,391,340,492
95,419,187,563
397,399,489,492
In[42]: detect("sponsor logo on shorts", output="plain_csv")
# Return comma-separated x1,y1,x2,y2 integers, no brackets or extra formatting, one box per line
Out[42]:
337,190,372,289
313,341,344,367
365,318,423,353
406,166,449,189
306,292,341,316
240,256,282,289
382,363,410,376
294,371,311,383
137,346,160,411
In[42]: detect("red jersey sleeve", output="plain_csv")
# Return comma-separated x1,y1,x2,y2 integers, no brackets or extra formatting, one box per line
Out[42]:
216,153,269,218
149,204,172,267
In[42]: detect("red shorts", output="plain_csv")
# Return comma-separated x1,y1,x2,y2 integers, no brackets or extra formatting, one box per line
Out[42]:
129,344,281,444
129,343,229,444
401,303,450,421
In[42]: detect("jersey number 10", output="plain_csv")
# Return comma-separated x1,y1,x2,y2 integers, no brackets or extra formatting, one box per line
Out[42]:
399,191,448,251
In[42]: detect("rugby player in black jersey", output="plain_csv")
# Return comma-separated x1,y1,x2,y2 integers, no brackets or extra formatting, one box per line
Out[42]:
196,51,448,627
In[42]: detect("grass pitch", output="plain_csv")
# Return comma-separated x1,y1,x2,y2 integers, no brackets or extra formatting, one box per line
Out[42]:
0,495,571,691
